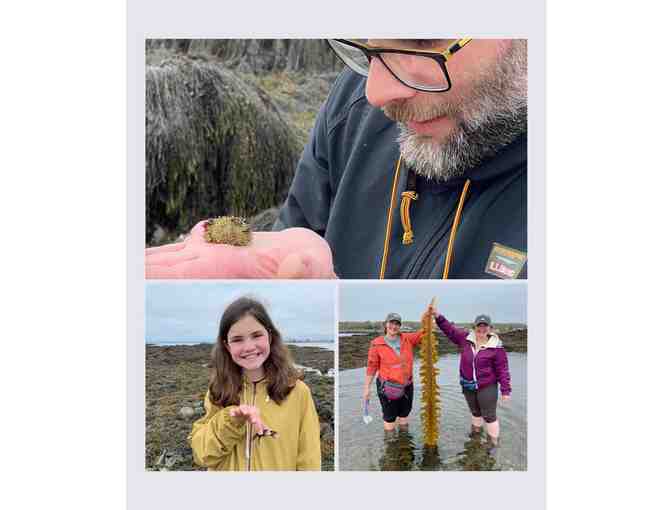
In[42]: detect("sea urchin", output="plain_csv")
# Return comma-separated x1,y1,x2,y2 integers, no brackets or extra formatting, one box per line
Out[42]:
204,216,252,246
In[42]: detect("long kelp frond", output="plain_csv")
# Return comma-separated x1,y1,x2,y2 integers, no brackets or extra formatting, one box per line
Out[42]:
420,298,440,447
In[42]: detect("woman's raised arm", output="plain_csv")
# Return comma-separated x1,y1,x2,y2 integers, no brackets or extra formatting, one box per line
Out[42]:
433,312,469,347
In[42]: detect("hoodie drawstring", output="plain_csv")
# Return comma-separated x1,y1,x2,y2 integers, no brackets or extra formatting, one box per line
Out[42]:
379,157,403,279
442,178,471,278
244,380,251,471
379,156,471,279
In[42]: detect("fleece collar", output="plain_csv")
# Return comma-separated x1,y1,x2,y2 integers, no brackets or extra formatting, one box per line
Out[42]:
466,331,502,349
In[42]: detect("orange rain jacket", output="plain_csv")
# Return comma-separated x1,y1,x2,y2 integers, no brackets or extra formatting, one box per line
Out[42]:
366,330,424,385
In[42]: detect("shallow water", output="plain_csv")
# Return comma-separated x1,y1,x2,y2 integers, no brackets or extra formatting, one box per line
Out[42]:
338,353,527,471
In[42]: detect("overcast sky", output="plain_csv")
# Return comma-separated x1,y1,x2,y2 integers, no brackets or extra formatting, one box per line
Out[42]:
146,281,335,342
339,281,527,323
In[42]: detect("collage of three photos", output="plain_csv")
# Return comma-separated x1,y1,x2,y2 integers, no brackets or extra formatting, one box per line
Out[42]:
144,38,529,472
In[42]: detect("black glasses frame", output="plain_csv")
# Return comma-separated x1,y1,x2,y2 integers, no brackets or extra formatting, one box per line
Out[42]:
329,38,473,93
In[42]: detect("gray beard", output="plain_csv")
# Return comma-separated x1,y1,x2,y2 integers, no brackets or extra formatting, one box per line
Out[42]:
388,40,528,182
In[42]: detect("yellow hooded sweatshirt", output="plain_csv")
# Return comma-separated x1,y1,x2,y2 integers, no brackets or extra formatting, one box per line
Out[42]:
189,378,321,471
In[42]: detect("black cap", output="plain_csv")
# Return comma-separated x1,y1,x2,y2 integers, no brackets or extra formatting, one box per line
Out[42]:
385,312,402,324
474,314,492,326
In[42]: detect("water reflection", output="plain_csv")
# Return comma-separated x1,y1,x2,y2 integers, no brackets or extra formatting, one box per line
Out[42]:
379,429,416,470
375,428,500,471
419,445,443,471
339,353,527,471
456,435,497,471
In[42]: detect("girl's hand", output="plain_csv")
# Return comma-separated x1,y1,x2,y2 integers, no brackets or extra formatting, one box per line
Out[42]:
501,394,511,404
229,404,267,435
363,386,370,402
146,221,336,279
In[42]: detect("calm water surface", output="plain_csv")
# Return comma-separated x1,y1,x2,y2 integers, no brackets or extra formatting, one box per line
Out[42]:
339,353,527,471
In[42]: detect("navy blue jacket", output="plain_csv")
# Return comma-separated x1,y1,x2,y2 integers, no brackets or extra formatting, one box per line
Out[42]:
274,70,527,279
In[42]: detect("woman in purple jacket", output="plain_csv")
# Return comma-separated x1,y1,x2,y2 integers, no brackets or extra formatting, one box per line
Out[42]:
431,308,511,447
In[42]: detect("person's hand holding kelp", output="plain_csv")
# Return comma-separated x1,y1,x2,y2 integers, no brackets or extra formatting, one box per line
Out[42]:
145,217,336,279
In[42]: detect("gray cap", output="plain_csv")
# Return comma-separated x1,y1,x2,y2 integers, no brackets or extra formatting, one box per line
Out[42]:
474,314,492,326
385,312,402,324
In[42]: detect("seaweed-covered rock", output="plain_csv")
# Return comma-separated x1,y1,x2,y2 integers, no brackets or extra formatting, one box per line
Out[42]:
146,39,343,74
145,56,302,245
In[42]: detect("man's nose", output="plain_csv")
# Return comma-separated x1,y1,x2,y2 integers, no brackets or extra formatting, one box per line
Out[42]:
365,57,416,108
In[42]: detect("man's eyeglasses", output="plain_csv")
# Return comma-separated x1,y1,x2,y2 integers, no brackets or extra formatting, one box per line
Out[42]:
327,39,473,93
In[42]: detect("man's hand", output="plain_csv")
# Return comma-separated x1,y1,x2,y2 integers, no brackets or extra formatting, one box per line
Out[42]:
145,221,336,279
363,386,370,402
229,404,267,436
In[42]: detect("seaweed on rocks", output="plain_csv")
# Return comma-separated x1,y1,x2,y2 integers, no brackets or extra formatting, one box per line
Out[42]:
145,56,302,245
338,324,528,371
145,343,334,471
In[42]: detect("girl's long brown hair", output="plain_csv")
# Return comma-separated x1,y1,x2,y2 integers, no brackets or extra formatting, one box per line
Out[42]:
208,297,299,407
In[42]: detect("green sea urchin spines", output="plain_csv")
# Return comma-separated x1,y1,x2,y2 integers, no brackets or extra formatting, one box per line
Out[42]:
204,216,252,246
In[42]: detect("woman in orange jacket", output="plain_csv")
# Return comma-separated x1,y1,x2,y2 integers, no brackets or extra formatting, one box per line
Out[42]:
363,311,428,431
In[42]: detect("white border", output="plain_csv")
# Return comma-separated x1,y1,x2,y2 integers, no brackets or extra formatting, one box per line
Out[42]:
129,1,545,509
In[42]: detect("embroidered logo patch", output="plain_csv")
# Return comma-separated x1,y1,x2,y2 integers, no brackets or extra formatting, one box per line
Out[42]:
484,243,527,279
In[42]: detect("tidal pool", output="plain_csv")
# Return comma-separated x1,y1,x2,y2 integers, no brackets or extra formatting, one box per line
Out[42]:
338,353,527,471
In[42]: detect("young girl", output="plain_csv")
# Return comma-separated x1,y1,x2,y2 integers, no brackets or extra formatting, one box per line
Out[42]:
189,297,321,470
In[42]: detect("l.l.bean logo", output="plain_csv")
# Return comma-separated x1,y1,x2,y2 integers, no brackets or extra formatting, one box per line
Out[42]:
484,243,527,279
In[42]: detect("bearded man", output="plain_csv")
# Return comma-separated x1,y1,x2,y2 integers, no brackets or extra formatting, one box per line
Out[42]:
274,39,528,279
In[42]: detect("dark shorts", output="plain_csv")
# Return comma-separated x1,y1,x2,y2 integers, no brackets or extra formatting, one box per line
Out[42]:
376,378,413,423
462,384,499,423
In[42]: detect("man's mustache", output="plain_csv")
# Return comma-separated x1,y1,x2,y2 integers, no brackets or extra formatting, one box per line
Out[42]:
382,99,461,124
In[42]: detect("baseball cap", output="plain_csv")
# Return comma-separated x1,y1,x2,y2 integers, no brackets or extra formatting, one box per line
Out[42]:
474,314,492,326
385,312,402,324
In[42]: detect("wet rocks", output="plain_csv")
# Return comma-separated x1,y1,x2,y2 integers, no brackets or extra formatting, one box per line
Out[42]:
146,343,334,470
178,406,195,420
338,323,528,371
153,447,193,471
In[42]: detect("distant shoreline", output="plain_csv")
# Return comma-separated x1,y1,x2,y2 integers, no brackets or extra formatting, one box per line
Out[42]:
147,340,335,350
338,328,528,371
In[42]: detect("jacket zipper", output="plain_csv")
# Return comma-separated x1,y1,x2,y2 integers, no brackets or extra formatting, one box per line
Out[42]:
471,343,479,389
249,382,257,471
382,336,409,384
244,381,258,472
405,193,462,278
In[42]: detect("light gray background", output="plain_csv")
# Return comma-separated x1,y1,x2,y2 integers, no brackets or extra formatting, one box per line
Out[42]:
128,0,545,508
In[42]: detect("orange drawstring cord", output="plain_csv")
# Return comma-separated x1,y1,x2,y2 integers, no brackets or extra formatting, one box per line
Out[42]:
441,179,471,279
400,191,418,245
379,157,471,279
379,157,403,279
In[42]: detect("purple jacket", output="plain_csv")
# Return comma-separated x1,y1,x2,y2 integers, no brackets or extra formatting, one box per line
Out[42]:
435,315,511,395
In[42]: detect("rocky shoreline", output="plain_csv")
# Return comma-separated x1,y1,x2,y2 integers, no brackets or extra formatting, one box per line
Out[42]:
146,43,341,246
146,343,334,471
339,326,528,371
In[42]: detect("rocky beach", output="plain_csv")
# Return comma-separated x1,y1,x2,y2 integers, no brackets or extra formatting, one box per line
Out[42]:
145,39,342,246
339,323,527,371
146,342,334,471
